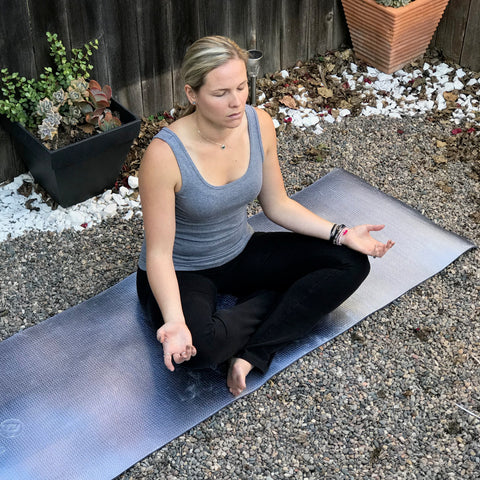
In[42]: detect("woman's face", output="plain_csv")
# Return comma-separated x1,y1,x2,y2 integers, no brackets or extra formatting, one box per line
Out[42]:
192,58,249,128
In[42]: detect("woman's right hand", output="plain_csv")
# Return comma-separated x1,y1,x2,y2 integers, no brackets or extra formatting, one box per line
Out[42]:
157,321,197,371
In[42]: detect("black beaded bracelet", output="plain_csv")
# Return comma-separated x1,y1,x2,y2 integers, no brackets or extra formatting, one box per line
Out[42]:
330,223,348,245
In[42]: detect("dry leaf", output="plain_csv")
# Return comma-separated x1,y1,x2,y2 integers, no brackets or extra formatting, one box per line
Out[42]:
436,140,447,148
279,95,297,109
339,100,352,110
317,87,333,98
443,91,458,103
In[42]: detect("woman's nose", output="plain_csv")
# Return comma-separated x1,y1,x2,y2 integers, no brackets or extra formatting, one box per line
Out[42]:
229,91,241,107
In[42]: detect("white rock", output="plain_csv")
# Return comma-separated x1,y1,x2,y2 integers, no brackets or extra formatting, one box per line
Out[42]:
434,63,453,76
112,193,127,206
119,186,129,198
103,204,117,217
302,114,319,127
127,176,139,190
453,78,464,90
67,210,85,225
444,82,456,92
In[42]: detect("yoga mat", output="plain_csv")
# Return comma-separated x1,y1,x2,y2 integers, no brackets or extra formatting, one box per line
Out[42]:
0,169,474,480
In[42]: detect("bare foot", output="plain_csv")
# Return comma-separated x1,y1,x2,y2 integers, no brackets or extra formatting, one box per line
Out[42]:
227,357,254,396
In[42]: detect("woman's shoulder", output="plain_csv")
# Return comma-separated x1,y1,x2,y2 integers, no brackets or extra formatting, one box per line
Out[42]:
253,107,276,148
140,137,182,192
253,106,274,124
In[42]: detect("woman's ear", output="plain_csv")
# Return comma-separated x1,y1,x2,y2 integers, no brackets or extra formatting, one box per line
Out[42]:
184,85,197,105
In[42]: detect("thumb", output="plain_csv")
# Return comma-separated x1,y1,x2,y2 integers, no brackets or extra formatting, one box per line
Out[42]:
367,224,385,232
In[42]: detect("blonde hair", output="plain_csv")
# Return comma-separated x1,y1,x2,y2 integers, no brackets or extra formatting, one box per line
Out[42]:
181,36,248,116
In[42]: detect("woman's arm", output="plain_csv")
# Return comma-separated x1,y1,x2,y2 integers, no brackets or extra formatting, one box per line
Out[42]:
139,139,196,371
256,108,394,257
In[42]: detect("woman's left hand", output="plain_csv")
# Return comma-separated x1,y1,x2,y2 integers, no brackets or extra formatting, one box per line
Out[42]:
342,224,395,258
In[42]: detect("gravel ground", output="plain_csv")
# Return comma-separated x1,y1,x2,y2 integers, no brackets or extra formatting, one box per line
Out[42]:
0,114,478,479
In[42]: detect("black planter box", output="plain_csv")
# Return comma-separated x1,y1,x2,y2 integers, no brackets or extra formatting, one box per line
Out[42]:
1,99,141,207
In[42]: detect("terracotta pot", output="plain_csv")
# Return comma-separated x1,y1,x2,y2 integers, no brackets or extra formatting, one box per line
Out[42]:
341,0,450,74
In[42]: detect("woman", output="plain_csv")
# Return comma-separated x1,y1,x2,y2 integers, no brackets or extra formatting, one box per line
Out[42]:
137,36,394,396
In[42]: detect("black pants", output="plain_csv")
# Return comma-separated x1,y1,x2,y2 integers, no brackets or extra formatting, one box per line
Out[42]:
137,232,370,373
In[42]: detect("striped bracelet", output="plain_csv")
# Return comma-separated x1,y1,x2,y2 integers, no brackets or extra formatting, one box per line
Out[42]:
329,223,349,246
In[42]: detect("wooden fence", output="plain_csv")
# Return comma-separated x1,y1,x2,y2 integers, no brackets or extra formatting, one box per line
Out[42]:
0,0,478,182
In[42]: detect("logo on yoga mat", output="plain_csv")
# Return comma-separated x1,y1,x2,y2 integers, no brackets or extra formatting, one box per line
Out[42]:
0,419,23,438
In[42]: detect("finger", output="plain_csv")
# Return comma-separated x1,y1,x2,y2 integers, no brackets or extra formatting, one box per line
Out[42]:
163,352,175,372
185,344,196,358
157,328,165,343
173,352,187,364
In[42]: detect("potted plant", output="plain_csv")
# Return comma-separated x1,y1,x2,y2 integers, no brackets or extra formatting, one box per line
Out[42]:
0,32,141,207
340,0,451,74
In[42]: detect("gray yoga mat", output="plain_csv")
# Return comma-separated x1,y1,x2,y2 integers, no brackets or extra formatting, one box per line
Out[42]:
0,169,474,480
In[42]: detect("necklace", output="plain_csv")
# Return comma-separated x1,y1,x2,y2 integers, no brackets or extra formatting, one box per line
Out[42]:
197,129,227,150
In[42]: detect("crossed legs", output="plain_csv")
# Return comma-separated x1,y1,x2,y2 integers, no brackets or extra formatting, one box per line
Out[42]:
137,232,370,395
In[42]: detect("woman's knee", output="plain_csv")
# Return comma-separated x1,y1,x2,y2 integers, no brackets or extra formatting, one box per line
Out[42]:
188,326,225,369
340,249,371,289
351,250,371,279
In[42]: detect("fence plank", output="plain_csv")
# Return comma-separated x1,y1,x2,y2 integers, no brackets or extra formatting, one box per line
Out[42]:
227,0,249,48
280,0,310,67
0,127,23,182
0,0,37,181
461,0,480,71
0,1,36,78
136,0,174,116
254,0,282,75
308,0,338,59
434,0,470,63
198,0,229,37
65,0,110,87
170,0,202,106
331,0,349,52
26,0,70,73
102,0,143,115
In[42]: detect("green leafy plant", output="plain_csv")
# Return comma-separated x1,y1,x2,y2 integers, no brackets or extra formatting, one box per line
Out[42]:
0,32,121,149
375,0,413,7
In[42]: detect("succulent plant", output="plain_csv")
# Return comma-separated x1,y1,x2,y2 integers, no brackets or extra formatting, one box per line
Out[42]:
44,110,62,127
1,32,122,148
51,88,66,107
85,80,114,125
98,110,122,132
62,104,83,125
35,98,55,117
375,0,413,7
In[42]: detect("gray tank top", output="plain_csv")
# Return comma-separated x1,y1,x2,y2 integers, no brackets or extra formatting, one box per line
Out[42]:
138,104,264,271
